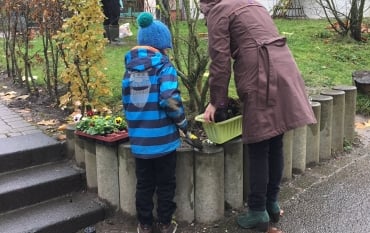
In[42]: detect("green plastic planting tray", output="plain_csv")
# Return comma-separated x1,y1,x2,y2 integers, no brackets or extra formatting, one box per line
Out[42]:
195,114,242,144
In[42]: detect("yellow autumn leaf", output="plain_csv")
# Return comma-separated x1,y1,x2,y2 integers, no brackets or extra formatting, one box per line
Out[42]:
355,120,370,129
57,134,67,141
37,119,58,126
58,124,68,131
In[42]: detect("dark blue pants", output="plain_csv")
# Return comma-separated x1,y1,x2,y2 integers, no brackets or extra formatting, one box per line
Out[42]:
135,151,177,226
101,0,120,25
247,134,284,211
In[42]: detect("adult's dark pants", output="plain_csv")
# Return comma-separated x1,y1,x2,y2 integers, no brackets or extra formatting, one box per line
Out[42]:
247,134,284,211
101,0,120,25
135,151,177,226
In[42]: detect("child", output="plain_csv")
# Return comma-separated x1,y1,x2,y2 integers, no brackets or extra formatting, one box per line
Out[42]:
122,12,187,233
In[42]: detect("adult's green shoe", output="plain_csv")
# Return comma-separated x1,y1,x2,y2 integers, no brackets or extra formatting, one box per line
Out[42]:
237,210,269,232
266,201,282,223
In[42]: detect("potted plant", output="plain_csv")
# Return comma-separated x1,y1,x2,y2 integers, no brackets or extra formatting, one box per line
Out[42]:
75,115,129,144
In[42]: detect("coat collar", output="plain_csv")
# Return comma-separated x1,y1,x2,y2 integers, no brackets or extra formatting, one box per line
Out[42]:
200,0,222,17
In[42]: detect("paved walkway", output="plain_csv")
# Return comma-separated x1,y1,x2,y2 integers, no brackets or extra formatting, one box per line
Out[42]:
0,103,42,139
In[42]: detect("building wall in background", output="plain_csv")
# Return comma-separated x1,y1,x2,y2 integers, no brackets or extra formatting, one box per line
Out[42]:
258,0,370,18
145,0,370,19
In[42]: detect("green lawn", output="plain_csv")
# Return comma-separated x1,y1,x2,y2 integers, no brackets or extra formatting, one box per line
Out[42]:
276,19,370,87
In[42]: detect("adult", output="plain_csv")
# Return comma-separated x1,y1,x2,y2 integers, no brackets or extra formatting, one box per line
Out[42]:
200,0,316,232
101,0,121,43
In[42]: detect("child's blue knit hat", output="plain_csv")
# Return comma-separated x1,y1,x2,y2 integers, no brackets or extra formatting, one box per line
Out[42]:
137,12,172,50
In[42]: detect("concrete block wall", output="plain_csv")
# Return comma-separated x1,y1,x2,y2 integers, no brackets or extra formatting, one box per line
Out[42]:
283,85,357,180
70,85,357,224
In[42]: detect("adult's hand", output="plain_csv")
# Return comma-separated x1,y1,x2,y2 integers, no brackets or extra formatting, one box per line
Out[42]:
203,103,216,123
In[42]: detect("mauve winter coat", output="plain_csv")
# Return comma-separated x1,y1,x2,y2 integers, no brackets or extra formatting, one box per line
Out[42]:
200,0,316,144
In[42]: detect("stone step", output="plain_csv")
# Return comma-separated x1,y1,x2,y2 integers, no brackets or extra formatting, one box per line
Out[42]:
0,191,106,233
0,132,66,173
0,160,85,213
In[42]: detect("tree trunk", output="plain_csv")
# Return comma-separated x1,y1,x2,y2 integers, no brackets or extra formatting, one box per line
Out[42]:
349,0,365,41
316,0,365,41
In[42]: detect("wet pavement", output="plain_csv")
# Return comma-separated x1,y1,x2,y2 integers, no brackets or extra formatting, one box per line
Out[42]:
0,103,42,138
277,149,370,233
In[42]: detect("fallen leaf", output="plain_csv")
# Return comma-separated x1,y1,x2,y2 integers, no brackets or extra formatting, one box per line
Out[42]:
355,120,370,129
1,91,17,100
17,94,29,100
17,109,32,114
58,124,68,131
57,134,67,141
37,119,58,126
5,91,17,95
1,95,16,100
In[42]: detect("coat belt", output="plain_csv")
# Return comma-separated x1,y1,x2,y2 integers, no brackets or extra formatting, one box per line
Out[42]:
255,37,286,106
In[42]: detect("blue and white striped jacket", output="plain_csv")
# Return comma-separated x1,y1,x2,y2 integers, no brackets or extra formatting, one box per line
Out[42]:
122,46,187,159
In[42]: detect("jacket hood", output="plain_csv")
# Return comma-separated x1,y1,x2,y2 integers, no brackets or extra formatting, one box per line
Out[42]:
124,46,168,72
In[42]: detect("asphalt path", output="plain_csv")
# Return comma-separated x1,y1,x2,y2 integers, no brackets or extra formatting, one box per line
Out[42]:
276,147,370,233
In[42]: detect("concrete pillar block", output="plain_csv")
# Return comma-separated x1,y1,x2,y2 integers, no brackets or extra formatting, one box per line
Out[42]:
321,90,345,153
65,124,76,159
174,147,195,223
118,143,136,216
84,139,97,192
282,130,293,181
310,95,333,161
194,145,224,223
96,143,119,210
333,85,357,143
74,135,85,168
292,126,307,174
243,144,250,203
306,102,321,166
223,137,243,210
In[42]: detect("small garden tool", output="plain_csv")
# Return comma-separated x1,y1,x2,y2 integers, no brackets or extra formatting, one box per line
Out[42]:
182,130,203,151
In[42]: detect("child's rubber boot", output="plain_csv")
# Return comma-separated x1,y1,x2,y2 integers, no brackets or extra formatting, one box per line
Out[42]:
237,210,270,232
266,201,282,223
